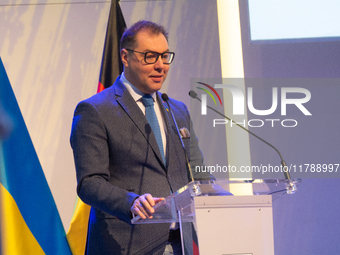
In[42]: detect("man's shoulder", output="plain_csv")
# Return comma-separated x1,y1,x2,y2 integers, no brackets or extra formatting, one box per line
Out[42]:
80,78,123,106
84,86,115,104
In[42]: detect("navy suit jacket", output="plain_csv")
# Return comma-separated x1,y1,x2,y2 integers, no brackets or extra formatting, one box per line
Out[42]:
70,77,209,254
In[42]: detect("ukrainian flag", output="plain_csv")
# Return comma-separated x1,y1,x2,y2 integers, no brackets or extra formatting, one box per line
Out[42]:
0,58,72,255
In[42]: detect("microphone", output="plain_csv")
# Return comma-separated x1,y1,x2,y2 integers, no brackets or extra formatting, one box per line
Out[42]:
161,93,195,183
189,90,293,181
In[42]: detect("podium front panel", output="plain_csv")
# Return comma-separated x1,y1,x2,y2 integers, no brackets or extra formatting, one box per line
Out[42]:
194,195,274,255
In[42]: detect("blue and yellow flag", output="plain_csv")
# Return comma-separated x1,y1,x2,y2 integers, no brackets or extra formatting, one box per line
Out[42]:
0,57,72,255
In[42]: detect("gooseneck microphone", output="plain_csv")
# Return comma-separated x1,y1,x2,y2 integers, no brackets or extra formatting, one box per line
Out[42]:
161,93,195,183
189,90,292,180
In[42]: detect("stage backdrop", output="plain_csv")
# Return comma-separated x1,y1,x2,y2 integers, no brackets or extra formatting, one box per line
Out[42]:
0,0,222,229
1,1,340,255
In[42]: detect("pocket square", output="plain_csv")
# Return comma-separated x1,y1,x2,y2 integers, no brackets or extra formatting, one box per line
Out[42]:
179,127,190,138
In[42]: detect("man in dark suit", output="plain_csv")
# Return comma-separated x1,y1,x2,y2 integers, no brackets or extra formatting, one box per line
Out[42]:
70,20,211,255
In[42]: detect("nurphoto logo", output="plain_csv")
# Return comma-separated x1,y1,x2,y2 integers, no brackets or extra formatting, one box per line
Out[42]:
194,81,312,128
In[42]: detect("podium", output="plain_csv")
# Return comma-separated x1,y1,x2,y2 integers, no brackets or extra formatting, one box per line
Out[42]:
132,179,301,255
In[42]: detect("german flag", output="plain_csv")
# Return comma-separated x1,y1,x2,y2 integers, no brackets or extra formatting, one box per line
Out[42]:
97,0,126,93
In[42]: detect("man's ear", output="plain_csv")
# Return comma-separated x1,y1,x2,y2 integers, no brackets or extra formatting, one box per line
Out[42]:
121,49,129,67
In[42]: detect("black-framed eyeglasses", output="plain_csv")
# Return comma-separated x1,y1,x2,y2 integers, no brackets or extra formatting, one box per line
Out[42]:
125,49,175,64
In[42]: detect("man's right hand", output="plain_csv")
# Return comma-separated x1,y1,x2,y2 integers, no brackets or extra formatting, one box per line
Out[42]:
130,193,164,219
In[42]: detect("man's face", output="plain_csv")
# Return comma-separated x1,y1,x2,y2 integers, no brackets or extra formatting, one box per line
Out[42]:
121,30,170,94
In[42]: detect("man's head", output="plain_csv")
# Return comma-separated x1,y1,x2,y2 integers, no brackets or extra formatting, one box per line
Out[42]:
120,20,174,95
120,20,168,51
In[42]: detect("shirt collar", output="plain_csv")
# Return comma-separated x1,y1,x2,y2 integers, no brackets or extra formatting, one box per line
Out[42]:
120,72,156,102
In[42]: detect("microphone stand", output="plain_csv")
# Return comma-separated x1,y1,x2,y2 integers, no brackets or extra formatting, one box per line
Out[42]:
162,93,201,196
189,91,298,194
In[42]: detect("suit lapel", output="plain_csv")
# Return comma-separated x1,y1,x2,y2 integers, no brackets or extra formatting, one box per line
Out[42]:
158,93,181,170
114,79,166,169
158,93,172,167
159,95,190,184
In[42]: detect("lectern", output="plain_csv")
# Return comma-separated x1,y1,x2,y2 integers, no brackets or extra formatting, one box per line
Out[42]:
132,179,300,255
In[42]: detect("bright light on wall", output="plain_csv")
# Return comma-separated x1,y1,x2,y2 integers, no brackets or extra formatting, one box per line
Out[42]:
248,0,340,42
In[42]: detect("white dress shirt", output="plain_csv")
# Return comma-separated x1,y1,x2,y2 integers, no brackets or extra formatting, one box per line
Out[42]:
120,73,167,156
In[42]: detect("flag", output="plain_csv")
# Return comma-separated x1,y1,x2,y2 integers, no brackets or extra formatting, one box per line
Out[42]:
0,57,72,255
97,0,126,93
66,197,91,255
66,1,126,254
